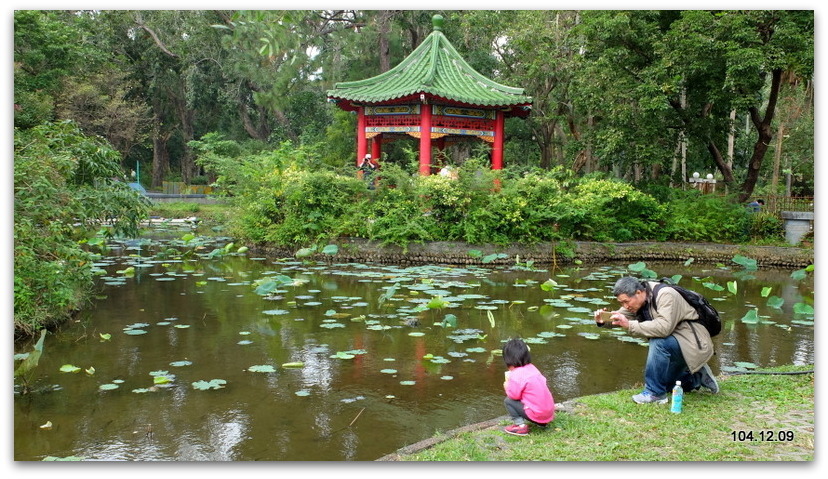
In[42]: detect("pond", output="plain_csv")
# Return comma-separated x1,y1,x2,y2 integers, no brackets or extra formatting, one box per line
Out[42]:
13,227,815,461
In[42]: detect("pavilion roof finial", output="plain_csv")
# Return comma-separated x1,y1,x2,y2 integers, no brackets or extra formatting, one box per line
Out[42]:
432,14,444,32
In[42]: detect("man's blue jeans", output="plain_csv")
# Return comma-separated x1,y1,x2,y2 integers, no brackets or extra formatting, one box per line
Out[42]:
644,335,699,395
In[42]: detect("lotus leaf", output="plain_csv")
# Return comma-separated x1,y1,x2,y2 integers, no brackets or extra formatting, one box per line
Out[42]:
766,296,784,309
192,379,227,390
248,365,276,373
793,302,814,315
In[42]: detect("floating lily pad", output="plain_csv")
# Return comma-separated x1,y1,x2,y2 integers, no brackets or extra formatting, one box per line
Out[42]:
295,389,311,397
169,360,192,367
537,331,566,338
320,322,345,329
400,380,416,385
248,365,276,373
98,383,119,391
380,369,398,374
192,379,227,390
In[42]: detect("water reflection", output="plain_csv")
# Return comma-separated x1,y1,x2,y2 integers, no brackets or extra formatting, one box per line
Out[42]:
13,234,814,461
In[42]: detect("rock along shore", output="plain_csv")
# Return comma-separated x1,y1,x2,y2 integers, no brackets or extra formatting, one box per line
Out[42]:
251,238,813,268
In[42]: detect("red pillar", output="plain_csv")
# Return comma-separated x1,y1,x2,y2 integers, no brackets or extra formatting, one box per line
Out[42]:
492,110,504,170
419,104,432,175
371,135,382,164
357,107,367,166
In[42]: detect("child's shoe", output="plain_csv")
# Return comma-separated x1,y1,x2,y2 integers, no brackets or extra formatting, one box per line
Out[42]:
503,424,529,436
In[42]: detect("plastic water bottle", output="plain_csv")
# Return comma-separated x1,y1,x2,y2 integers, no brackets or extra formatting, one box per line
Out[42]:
671,381,683,413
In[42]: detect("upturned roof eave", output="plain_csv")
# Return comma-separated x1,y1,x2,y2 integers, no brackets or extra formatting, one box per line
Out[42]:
327,29,531,108
327,89,532,108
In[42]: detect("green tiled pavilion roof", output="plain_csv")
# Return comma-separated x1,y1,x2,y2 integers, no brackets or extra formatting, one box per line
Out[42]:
327,15,532,110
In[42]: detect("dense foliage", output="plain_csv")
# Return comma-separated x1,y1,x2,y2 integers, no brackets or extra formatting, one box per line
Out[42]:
203,143,774,250
13,10,814,198
14,122,149,336
13,9,808,336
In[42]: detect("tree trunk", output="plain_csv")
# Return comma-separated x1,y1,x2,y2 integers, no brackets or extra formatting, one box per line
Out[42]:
377,11,394,73
739,68,783,203
771,122,784,194
238,102,270,141
537,123,555,169
174,94,196,184
707,140,735,184
151,129,171,189
727,109,736,169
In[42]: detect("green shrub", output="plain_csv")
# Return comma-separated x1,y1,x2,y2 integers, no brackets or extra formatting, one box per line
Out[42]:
662,191,750,243
267,169,366,245
14,121,148,336
747,212,785,242
204,145,774,249
560,178,667,242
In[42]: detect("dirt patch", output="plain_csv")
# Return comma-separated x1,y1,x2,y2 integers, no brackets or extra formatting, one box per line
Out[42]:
376,401,579,461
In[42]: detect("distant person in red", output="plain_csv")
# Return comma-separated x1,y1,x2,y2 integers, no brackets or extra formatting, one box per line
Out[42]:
501,338,555,436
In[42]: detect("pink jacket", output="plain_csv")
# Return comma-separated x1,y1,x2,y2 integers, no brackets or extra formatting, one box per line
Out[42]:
504,363,555,424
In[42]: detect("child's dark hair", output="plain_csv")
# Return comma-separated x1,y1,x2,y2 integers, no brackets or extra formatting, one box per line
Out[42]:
502,338,532,368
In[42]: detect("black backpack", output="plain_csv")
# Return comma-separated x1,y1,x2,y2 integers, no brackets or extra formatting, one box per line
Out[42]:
651,278,722,337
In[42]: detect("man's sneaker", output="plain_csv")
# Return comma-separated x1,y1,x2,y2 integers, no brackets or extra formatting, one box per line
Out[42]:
632,391,668,404
699,363,720,394
503,424,530,436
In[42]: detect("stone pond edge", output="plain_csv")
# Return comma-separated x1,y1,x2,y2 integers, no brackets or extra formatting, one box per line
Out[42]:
251,239,813,268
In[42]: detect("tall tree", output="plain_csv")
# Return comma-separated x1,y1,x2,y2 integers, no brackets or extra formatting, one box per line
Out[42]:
574,10,813,201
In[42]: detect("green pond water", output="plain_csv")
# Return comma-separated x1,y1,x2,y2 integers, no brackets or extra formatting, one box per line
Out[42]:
13,229,814,461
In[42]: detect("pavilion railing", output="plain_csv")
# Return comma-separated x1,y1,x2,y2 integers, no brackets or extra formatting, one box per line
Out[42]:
761,195,814,215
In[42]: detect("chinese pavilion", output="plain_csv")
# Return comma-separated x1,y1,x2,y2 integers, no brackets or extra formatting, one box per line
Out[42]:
326,14,532,175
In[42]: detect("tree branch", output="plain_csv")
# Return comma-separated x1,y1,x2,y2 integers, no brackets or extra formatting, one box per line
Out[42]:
134,16,178,58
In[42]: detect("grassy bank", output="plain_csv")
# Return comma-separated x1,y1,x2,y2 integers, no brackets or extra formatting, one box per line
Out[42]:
147,201,231,223
391,365,814,461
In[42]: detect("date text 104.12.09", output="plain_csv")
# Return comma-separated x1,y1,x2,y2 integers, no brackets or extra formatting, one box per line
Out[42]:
731,430,795,442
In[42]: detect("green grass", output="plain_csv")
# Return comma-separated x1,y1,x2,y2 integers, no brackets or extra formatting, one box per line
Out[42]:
399,365,814,461
148,201,230,221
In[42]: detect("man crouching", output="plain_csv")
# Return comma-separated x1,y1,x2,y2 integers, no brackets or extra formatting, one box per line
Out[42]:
594,276,719,404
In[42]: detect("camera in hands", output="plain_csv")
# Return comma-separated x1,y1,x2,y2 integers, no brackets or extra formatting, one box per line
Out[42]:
596,310,615,328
